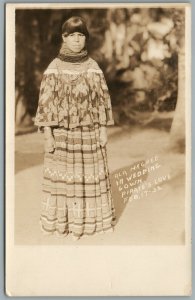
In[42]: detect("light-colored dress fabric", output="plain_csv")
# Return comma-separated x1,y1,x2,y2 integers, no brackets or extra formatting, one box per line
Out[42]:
35,57,116,238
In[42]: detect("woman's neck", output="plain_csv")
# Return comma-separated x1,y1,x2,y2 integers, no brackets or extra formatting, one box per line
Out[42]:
57,42,89,63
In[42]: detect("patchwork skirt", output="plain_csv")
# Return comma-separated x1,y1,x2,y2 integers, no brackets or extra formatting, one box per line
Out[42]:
40,123,116,238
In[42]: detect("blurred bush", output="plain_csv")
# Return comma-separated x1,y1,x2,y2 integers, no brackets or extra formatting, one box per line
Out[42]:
15,7,185,130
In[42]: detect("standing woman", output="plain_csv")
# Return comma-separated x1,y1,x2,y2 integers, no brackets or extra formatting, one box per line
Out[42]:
34,16,116,240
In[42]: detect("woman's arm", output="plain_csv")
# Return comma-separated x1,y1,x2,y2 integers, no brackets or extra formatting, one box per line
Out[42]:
99,125,107,147
44,126,55,153
34,62,60,131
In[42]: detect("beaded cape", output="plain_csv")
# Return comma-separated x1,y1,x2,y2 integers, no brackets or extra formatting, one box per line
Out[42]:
34,57,114,130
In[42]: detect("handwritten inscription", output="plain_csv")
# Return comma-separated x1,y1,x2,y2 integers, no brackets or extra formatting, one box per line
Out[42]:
111,155,171,203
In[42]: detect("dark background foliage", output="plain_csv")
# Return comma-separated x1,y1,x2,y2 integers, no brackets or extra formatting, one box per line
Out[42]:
15,7,185,130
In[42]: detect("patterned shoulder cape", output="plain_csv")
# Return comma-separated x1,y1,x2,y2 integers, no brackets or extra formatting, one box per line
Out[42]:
34,57,115,130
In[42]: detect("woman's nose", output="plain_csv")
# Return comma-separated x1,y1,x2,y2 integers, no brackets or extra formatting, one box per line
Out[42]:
74,35,79,42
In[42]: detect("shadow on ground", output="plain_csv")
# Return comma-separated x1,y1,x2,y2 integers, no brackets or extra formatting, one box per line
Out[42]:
110,160,148,226
14,125,186,245
15,152,44,174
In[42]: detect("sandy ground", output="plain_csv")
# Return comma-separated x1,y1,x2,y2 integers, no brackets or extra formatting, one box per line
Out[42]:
15,126,185,245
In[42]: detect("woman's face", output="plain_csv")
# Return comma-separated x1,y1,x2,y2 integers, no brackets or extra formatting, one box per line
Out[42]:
62,32,86,53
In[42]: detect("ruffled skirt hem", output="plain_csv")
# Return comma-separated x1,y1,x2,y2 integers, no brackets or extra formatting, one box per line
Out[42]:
39,220,115,240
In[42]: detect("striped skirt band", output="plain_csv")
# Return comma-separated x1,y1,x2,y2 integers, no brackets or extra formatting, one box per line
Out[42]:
40,123,116,238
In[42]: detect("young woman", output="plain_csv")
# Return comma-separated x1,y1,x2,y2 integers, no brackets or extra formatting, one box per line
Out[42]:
34,16,116,240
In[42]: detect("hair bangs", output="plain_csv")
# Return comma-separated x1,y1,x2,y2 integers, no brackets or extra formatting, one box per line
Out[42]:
62,16,89,39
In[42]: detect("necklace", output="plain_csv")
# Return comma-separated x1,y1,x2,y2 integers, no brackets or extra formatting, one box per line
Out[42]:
57,42,89,63
55,60,88,85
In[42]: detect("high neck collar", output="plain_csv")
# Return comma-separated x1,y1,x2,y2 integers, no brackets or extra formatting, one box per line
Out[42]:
57,42,89,63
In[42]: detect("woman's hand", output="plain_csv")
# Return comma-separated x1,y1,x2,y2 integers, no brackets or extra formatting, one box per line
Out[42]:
44,127,56,153
99,126,107,147
44,136,56,153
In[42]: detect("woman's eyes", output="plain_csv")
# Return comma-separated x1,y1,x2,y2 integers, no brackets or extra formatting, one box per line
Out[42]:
69,33,84,37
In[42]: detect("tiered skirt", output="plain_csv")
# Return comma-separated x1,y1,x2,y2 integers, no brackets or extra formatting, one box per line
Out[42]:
40,123,116,239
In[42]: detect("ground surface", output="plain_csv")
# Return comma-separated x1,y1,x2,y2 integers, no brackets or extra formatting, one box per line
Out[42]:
15,125,185,245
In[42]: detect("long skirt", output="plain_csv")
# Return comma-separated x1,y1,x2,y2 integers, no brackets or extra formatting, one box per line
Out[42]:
40,123,116,239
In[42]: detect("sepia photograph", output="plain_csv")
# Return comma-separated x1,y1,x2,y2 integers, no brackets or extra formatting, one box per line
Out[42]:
6,2,191,296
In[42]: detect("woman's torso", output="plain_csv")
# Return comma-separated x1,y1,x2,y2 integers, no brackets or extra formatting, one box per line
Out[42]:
35,57,114,129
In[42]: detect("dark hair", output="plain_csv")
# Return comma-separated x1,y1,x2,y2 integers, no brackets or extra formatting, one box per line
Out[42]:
62,16,89,40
